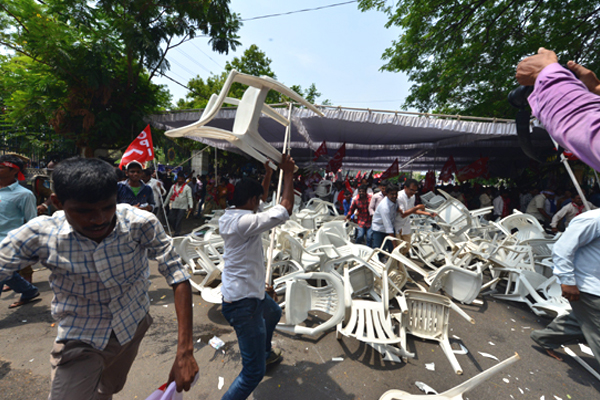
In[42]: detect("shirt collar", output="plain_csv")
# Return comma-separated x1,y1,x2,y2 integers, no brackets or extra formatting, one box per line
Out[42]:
0,181,20,191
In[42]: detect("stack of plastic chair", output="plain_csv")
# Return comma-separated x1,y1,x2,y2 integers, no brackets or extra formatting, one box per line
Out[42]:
498,212,561,259
336,248,415,361
400,290,475,374
165,70,324,169
177,237,224,303
378,353,520,400
292,198,338,230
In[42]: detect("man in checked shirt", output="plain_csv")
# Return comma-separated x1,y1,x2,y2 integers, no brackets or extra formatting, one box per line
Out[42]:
0,157,198,399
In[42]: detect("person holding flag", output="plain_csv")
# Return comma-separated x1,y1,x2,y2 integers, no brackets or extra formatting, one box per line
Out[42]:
117,125,158,212
117,161,155,212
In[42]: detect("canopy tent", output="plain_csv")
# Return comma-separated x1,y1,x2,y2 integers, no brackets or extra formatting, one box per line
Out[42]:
149,104,554,176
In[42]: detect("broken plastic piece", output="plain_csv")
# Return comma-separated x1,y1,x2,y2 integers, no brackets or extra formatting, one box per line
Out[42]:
563,346,600,382
218,377,224,390
209,336,225,350
453,344,469,355
415,381,438,395
478,352,500,362
579,344,593,357
425,363,435,371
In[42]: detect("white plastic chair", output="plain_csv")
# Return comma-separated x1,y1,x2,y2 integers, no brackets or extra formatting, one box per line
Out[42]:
420,191,446,209
165,70,324,169
401,290,475,375
336,253,413,361
378,353,520,400
315,180,333,198
491,270,571,317
276,272,345,336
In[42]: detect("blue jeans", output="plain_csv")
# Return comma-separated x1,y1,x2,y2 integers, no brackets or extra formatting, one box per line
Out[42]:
0,272,38,300
221,295,282,400
372,231,394,253
355,227,373,247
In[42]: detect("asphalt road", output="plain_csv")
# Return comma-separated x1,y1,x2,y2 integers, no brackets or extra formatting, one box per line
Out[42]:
1,217,599,399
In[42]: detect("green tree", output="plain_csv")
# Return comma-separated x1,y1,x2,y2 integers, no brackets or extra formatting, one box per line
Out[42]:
359,0,600,118
0,0,241,155
177,44,330,109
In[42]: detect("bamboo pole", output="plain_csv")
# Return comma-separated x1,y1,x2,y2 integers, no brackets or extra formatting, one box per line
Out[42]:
152,159,173,236
265,103,293,286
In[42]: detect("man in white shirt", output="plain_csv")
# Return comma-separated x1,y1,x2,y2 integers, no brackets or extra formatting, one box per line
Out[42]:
371,183,398,253
165,174,193,236
395,179,436,255
531,209,600,364
219,155,296,400
492,192,505,219
479,188,492,208
526,190,554,223
551,194,597,232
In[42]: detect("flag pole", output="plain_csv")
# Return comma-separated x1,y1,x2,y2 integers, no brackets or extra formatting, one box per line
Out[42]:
152,159,173,236
265,103,293,287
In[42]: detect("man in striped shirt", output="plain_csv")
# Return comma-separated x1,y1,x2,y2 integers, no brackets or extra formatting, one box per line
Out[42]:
0,157,198,399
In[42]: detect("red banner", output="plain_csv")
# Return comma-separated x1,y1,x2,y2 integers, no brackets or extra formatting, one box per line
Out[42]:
423,170,436,193
379,158,399,180
313,141,328,161
439,156,457,182
326,143,345,173
119,125,154,169
456,157,489,182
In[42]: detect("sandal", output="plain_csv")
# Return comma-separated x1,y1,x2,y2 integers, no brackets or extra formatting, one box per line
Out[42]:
9,292,41,309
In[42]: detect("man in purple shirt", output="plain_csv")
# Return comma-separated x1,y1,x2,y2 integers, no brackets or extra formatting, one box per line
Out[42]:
516,47,600,171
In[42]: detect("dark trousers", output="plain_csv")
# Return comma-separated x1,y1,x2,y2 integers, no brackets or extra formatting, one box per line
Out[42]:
168,208,187,236
221,296,282,400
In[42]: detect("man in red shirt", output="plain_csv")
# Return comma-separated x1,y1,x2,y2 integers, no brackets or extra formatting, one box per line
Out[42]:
345,185,373,247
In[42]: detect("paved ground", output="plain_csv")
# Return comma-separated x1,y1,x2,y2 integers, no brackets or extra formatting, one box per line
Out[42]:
1,217,599,399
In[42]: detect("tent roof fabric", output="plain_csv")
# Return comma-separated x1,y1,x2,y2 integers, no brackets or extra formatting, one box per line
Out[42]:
149,104,553,174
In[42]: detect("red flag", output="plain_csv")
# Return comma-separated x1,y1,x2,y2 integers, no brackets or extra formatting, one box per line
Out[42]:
379,158,399,180
119,125,154,169
439,156,457,183
326,143,346,173
456,157,489,181
423,170,436,193
344,178,352,192
355,170,362,181
312,141,328,161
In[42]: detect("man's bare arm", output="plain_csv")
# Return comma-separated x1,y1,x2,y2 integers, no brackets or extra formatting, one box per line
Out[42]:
168,280,199,392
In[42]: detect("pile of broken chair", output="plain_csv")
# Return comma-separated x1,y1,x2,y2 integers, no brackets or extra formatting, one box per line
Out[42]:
174,192,562,398
175,197,485,375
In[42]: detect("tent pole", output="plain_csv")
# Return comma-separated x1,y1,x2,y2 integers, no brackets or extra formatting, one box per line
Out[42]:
152,159,173,236
550,138,591,211
266,103,293,287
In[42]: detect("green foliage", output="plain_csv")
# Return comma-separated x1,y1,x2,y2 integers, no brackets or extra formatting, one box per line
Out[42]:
0,0,240,154
359,0,600,118
177,44,331,109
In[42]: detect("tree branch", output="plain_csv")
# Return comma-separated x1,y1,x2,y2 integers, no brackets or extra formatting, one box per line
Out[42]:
0,3,30,34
